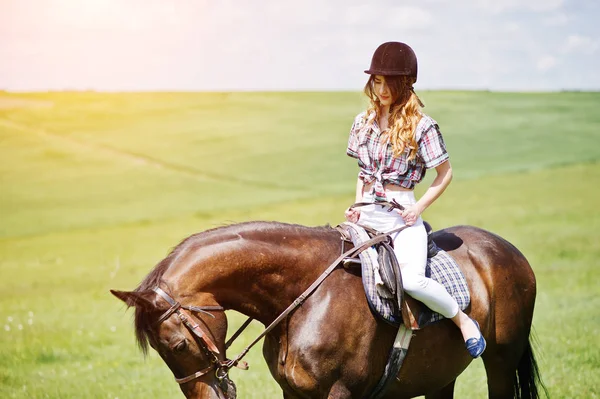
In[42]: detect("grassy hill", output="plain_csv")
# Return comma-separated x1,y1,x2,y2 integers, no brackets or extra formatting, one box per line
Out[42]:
0,91,598,398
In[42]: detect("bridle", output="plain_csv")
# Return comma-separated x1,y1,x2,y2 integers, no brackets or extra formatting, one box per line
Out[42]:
152,287,236,397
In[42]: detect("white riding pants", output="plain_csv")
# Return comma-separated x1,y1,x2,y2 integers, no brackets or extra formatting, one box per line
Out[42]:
358,191,460,318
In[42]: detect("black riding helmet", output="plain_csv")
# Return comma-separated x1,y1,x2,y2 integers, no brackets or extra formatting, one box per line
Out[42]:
364,42,418,82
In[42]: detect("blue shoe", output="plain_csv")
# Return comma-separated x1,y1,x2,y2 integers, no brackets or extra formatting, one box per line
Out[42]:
465,319,486,358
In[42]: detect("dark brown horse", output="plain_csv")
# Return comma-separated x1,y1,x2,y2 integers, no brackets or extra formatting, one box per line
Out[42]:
111,221,546,399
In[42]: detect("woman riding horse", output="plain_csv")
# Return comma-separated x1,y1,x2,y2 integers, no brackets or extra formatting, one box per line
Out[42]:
344,41,485,357
111,43,546,399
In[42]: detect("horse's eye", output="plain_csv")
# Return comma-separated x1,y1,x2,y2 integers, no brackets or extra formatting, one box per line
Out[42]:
174,340,187,352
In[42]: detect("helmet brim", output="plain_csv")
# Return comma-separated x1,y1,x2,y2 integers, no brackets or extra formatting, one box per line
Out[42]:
364,69,414,76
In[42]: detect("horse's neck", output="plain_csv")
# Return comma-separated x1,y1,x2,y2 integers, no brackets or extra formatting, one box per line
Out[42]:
167,226,341,326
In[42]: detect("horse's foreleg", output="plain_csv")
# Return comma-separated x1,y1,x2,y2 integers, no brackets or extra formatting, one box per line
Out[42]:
425,379,456,399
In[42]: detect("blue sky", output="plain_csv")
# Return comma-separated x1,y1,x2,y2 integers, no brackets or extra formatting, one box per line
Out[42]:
1,0,598,91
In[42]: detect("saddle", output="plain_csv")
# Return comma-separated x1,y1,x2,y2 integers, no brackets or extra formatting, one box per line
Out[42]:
340,221,466,330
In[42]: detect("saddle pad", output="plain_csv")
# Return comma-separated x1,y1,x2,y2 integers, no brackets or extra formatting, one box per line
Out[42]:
341,222,470,327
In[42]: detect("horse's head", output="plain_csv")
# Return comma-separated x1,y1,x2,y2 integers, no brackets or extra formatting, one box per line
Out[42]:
111,288,236,399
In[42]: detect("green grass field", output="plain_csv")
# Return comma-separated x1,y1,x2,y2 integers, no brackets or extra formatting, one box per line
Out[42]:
0,91,598,398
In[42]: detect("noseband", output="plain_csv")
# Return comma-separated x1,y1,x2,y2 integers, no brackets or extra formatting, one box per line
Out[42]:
152,287,235,396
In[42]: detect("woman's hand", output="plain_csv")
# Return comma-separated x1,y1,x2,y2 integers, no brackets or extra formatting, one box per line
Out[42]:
399,204,422,226
345,207,361,223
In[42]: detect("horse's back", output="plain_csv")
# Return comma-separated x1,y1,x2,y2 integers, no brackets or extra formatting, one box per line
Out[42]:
433,225,537,348
433,225,536,315
433,225,527,259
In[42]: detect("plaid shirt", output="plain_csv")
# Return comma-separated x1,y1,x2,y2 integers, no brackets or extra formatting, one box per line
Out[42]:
347,111,449,201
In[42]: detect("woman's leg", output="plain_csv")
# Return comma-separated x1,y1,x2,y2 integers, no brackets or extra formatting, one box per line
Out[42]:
450,311,481,342
393,223,482,343
393,222,459,318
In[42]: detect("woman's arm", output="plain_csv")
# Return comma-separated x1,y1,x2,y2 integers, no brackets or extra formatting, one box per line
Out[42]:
401,160,453,225
345,177,364,223
355,177,365,202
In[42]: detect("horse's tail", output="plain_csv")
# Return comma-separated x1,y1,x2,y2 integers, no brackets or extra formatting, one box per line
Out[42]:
514,331,549,399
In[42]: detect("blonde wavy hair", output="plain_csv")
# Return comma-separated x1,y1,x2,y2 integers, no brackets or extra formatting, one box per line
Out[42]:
364,75,424,161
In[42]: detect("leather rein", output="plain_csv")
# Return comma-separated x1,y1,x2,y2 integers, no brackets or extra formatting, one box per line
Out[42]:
152,201,407,392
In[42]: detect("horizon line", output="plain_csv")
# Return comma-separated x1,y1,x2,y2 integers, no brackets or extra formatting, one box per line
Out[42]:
2,88,599,94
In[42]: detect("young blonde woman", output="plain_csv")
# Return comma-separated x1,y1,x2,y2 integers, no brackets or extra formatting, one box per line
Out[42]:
345,42,486,358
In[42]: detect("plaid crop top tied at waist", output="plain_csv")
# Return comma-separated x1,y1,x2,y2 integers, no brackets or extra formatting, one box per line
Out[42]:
346,111,449,202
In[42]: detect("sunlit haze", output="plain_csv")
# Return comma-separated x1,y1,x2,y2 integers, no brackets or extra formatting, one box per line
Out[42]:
1,0,598,91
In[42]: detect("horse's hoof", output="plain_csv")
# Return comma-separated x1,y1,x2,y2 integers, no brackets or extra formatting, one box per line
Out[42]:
465,319,486,358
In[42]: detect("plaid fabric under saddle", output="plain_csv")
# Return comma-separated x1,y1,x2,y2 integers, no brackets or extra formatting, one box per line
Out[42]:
341,222,470,327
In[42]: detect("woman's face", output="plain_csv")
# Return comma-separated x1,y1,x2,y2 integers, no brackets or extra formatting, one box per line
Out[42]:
373,75,394,106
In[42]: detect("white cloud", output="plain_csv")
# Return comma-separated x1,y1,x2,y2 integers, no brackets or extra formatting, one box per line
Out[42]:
385,6,434,29
343,5,378,26
341,5,433,29
543,13,572,26
537,56,557,71
504,22,520,33
473,0,565,14
564,34,600,55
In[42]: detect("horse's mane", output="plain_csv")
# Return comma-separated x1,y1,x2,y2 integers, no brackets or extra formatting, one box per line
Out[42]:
132,221,334,354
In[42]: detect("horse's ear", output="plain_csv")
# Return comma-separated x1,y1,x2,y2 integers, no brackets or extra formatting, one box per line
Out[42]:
110,289,156,311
